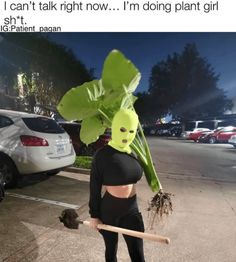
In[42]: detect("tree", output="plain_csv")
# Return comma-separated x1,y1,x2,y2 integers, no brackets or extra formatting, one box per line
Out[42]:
147,43,233,121
134,92,154,124
0,33,93,113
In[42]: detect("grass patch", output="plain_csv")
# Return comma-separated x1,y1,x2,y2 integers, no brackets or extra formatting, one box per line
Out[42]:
73,156,92,169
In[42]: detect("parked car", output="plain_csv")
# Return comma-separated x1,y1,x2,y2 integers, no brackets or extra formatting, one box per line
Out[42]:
143,123,181,137
228,134,236,148
207,126,236,144
183,128,210,140
0,109,76,187
168,125,182,137
198,127,223,143
59,122,111,156
188,128,211,142
155,124,172,136
143,124,158,136
181,120,212,139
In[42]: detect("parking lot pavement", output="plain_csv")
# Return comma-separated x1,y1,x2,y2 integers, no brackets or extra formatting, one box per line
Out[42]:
1,170,150,262
1,144,236,262
0,171,90,261
0,171,161,262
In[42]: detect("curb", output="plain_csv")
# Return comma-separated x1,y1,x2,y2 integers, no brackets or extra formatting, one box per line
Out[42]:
64,166,90,175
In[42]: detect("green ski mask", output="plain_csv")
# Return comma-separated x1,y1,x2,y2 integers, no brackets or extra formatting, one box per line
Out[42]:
108,109,138,154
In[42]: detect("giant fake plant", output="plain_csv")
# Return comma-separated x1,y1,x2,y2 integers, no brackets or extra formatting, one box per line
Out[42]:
57,50,172,224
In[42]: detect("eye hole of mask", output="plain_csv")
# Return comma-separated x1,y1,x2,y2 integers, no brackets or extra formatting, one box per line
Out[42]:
120,127,127,132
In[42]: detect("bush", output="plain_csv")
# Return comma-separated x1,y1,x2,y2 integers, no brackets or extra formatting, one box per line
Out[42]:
73,156,92,169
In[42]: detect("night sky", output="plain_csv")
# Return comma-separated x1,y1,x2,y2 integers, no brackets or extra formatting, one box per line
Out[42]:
48,32,236,98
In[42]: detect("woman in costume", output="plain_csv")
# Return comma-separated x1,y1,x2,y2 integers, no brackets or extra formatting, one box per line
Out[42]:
89,108,145,262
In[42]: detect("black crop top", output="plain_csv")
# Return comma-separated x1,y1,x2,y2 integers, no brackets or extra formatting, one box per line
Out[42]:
89,145,143,218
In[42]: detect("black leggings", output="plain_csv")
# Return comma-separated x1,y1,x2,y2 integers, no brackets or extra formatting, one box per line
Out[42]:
100,191,145,262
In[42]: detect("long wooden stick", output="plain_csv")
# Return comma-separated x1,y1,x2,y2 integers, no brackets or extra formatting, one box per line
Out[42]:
81,220,170,244
59,209,170,244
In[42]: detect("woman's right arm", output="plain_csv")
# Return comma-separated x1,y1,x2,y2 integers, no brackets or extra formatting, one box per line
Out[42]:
89,217,103,230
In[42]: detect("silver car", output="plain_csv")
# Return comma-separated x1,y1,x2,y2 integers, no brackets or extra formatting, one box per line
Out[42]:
0,109,76,187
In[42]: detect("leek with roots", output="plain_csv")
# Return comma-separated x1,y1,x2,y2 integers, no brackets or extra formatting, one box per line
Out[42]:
57,50,172,226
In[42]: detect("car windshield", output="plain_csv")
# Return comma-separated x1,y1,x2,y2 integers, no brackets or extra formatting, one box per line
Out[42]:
23,117,65,134
198,121,215,130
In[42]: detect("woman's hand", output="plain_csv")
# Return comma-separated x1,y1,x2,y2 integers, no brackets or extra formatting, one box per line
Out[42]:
89,218,103,231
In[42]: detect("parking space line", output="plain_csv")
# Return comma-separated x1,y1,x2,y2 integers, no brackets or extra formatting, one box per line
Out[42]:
6,192,80,209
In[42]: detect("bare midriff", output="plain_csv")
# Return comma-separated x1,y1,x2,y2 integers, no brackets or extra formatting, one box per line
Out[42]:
104,184,136,198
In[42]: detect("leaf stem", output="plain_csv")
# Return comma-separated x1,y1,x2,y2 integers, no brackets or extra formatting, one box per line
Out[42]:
130,105,162,192
98,109,112,125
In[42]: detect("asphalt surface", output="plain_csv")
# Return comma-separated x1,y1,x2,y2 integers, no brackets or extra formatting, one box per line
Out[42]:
0,137,236,262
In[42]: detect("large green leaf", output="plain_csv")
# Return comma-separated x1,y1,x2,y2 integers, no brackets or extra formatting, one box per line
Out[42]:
102,84,138,111
102,50,141,94
57,80,104,121
80,116,106,145
121,94,138,109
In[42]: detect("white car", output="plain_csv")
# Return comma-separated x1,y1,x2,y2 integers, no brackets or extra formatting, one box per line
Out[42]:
228,135,236,148
0,109,76,187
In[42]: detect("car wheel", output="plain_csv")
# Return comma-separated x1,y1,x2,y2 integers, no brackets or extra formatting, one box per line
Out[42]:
47,170,60,176
0,156,19,188
209,137,216,144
